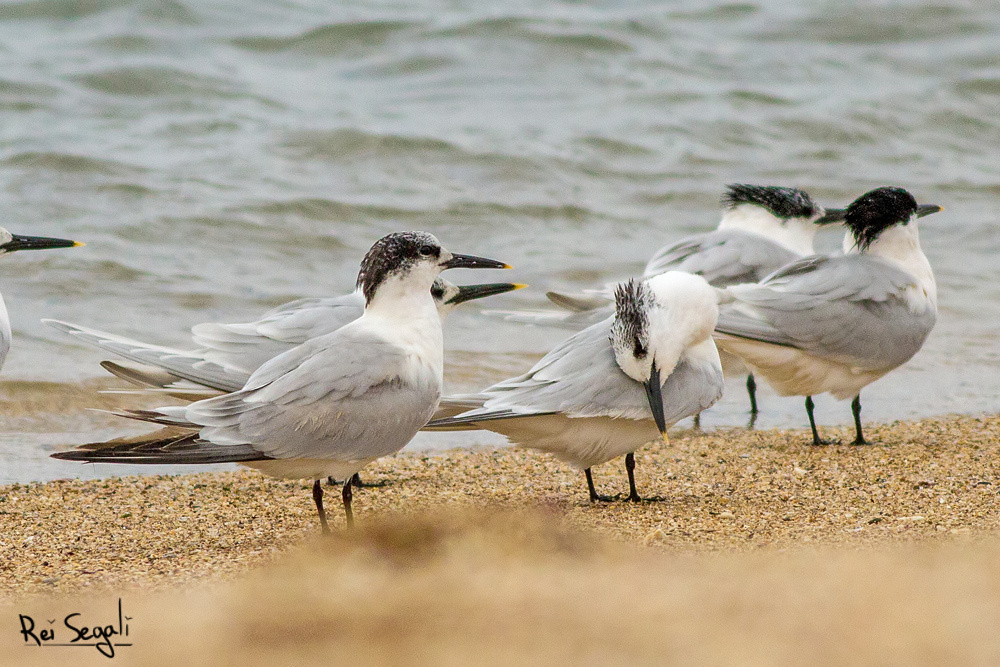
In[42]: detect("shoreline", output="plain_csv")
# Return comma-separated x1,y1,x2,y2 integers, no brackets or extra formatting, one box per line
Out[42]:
2,413,999,601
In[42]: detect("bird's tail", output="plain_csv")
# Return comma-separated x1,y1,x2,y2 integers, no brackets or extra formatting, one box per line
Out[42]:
51,426,267,465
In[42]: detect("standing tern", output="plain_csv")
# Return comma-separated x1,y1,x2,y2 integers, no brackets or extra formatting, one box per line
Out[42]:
46,277,525,489
713,187,941,446
52,231,511,531
425,271,724,502
496,184,846,417
0,227,81,371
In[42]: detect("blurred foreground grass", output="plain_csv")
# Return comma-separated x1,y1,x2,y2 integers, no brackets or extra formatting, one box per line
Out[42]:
5,508,1000,665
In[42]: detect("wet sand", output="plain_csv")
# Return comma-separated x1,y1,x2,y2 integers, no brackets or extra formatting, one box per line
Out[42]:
2,414,1000,663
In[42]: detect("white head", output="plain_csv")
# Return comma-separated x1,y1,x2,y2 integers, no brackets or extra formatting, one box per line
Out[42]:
609,271,720,436
717,184,846,255
356,231,509,310
430,277,526,318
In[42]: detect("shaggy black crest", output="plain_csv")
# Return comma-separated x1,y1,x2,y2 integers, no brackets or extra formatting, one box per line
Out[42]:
722,184,819,220
611,279,653,358
357,231,442,304
844,187,917,252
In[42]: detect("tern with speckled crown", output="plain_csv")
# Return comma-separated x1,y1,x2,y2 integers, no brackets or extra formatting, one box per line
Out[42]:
426,271,725,503
52,232,512,531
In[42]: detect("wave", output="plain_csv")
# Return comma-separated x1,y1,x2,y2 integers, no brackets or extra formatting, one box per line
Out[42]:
230,20,418,55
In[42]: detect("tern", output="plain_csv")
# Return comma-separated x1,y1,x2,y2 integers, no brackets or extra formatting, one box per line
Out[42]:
52,232,511,530
426,271,724,502
713,187,941,446
495,184,845,417
47,277,524,489
0,227,81,371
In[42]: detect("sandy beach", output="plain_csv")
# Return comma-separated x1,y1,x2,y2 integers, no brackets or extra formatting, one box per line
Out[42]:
3,414,1000,663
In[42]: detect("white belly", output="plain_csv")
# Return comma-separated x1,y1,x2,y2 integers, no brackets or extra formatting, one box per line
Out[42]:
242,458,377,481
716,336,886,400
486,414,662,470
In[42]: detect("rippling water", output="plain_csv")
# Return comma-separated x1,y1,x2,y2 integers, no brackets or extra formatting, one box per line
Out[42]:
1,0,998,482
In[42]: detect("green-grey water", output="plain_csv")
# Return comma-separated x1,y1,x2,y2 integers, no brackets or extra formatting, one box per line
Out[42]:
1,0,998,482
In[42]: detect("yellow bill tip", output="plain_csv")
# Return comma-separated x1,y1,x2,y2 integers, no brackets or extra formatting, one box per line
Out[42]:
511,283,529,290
72,241,86,247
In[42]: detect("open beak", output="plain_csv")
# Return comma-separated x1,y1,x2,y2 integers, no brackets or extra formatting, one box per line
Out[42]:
642,365,669,442
916,204,942,218
1,234,83,253
815,208,847,225
446,282,527,305
441,253,511,270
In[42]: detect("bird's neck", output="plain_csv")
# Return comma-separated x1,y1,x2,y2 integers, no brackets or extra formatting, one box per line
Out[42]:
362,275,445,380
845,223,937,308
718,206,816,255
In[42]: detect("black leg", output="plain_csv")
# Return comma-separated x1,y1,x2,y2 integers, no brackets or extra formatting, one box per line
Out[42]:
692,412,701,429
352,472,391,488
850,394,868,445
342,479,354,529
746,374,759,415
312,479,330,534
805,396,826,446
585,468,618,502
328,473,390,488
624,452,641,502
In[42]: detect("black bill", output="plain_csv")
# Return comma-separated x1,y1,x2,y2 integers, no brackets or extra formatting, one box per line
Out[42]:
441,253,511,270
916,204,942,218
1,234,82,253
815,208,847,225
643,366,668,439
446,282,527,305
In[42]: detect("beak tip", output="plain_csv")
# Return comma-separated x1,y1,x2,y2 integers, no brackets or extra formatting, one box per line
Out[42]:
511,283,528,290
73,241,85,247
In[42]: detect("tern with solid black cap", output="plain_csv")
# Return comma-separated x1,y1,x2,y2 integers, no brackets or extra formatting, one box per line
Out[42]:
713,187,942,446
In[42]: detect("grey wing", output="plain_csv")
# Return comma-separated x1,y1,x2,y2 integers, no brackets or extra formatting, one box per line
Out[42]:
187,327,439,462
658,351,725,425
42,319,250,393
716,255,937,370
643,230,802,286
434,318,653,422
191,292,366,372
430,330,722,429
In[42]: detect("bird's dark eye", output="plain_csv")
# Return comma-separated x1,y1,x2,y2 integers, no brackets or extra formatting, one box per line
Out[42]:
419,245,435,257
634,337,647,358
